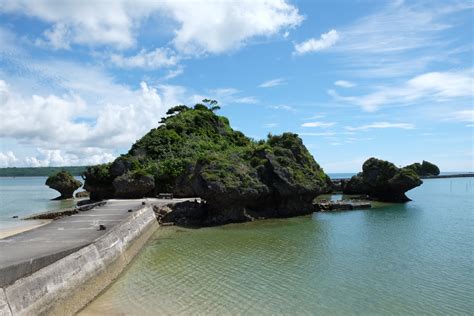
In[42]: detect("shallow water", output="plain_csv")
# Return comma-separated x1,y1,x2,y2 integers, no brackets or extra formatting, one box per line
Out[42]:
81,178,474,315
0,177,81,230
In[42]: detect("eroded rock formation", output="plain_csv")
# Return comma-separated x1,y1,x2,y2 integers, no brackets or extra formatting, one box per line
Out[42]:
45,171,82,200
343,158,422,202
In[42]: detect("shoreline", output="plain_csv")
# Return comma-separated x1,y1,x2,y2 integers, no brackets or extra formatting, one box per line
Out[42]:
0,219,52,239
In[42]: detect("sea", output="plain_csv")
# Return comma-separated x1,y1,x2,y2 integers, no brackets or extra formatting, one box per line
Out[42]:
1,174,473,314
0,176,82,230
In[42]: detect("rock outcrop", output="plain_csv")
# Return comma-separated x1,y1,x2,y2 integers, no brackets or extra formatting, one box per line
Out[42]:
112,172,155,198
45,171,82,200
405,160,440,177
174,134,332,225
343,158,422,202
84,102,331,225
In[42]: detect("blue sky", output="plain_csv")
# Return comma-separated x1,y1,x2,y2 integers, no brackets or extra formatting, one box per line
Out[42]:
0,0,472,172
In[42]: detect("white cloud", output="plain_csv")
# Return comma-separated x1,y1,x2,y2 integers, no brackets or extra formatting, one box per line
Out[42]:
334,80,355,88
259,78,286,88
36,23,71,49
0,151,18,167
299,132,336,137
301,122,336,128
329,70,474,111
326,2,473,78
0,78,185,165
166,0,303,54
293,29,339,55
163,66,184,80
269,104,295,111
345,122,415,131
448,110,474,123
1,0,303,54
208,88,258,104
23,148,115,167
110,48,179,69
303,114,325,120
0,26,25,54
264,123,278,128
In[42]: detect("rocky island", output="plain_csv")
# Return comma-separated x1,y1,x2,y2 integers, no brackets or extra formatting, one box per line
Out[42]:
84,101,332,225
45,170,82,200
83,101,426,225
342,158,423,202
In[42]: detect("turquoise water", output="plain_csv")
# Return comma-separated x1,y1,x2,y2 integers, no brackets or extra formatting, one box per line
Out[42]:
81,178,474,315
0,177,82,230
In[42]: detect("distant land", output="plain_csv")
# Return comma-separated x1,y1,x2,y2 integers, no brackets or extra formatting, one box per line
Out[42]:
0,166,88,177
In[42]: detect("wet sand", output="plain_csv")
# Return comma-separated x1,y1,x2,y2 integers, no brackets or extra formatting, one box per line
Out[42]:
0,220,52,239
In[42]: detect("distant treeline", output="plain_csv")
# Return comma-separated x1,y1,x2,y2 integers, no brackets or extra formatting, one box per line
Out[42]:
0,166,88,177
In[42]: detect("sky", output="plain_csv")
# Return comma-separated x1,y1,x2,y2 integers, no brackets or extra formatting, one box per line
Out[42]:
0,0,472,172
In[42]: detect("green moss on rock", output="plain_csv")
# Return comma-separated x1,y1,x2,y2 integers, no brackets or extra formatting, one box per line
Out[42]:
405,160,440,176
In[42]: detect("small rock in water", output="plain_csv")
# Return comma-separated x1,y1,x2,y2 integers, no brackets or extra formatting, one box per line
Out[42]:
98,224,106,231
12,215,18,218
128,209,133,212
141,201,146,205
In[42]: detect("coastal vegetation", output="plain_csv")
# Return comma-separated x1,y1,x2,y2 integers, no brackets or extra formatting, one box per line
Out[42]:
45,170,82,199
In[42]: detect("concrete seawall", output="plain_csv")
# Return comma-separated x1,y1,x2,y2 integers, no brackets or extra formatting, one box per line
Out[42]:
0,205,158,316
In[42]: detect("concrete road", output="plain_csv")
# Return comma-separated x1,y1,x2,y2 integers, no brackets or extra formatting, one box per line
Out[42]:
0,198,188,287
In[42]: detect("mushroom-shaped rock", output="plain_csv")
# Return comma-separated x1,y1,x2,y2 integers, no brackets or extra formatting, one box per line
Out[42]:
45,171,82,200
343,158,422,202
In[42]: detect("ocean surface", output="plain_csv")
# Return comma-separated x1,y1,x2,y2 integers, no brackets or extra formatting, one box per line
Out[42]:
79,177,474,315
0,176,82,230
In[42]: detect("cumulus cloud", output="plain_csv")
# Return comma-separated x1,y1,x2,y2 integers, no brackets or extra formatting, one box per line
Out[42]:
0,0,303,54
293,29,339,55
166,0,303,54
0,151,18,167
334,80,355,88
259,78,286,88
345,122,415,131
301,122,336,128
110,48,179,69
0,78,184,165
23,148,115,167
329,70,474,111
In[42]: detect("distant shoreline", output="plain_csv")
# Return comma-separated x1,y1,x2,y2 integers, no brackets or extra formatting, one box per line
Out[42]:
333,173,474,181
0,166,87,177
420,173,474,179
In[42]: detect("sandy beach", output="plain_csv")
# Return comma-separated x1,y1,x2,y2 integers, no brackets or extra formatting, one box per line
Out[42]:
0,220,51,239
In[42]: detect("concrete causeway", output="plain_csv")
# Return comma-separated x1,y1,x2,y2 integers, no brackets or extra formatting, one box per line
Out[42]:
0,198,193,315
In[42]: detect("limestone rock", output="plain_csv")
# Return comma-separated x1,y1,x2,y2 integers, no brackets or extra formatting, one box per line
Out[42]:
405,160,440,177
45,171,82,200
112,172,155,198
343,158,422,202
